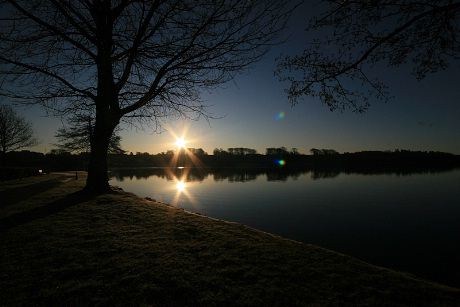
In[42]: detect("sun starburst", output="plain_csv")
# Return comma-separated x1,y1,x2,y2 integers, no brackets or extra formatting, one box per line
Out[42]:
175,137,186,148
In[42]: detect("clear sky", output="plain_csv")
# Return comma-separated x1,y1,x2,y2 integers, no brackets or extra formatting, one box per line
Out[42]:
10,2,460,155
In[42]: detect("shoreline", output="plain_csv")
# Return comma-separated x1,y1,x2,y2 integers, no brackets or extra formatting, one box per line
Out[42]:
1,172,459,305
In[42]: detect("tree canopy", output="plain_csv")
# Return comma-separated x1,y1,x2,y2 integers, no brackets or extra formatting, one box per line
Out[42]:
0,0,292,119
276,0,460,112
0,0,293,191
55,113,124,154
0,104,37,156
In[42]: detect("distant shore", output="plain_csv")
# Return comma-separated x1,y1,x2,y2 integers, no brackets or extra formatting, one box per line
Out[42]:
2,149,460,181
0,172,459,305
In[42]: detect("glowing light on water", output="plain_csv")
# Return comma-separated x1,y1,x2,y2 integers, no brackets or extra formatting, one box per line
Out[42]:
169,171,197,208
162,124,204,207
176,180,186,192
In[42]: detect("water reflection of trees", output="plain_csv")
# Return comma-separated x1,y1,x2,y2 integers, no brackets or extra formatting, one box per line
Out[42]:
110,168,210,182
310,170,340,180
214,171,258,182
110,165,457,183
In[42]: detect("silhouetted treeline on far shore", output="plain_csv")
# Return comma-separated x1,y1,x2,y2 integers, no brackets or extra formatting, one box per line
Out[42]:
1,148,460,180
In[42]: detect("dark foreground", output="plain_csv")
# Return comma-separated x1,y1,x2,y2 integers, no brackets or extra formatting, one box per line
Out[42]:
0,173,459,306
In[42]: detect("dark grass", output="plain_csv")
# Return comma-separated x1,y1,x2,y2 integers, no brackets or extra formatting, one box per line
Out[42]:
0,177,63,207
0,173,459,306
0,189,92,232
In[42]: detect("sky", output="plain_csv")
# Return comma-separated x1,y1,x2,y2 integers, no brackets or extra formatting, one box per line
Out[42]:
8,2,460,155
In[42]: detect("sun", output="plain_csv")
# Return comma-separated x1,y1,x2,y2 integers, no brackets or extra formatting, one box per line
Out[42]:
175,137,186,148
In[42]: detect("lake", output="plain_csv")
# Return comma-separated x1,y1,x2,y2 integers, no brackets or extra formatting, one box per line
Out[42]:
109,167,460,288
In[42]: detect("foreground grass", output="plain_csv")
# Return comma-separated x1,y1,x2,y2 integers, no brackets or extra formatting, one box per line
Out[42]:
0,173,459,306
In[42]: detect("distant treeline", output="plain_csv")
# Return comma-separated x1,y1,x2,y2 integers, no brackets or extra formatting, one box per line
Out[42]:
1,148,460,180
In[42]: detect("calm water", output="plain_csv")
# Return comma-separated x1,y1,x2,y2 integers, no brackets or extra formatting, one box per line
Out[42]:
109,168,460,287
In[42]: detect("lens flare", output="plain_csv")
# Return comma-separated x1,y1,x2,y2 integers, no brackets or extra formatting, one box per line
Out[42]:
277,159,286,166
275,111,285,121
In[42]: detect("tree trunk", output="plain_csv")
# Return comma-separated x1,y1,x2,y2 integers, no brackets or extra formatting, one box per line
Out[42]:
86,3,118,193
85,110,118,193
85,136,110,193
1,149,6,167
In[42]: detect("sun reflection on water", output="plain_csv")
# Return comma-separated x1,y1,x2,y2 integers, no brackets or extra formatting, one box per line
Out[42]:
168,168,198,208
176,180,186,192
161,125,206,208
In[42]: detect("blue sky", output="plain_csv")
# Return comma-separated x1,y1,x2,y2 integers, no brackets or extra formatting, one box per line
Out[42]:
11,2,460,154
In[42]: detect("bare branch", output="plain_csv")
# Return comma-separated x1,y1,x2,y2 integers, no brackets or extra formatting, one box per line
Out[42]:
276,0,460,111
0,104,37,153
0,55,96,100
6,0,97,59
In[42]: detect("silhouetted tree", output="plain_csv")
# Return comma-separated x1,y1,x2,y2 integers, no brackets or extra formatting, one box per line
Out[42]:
276,1,460,112
188,148,207,156
0,0,293,192
266,147,289,156
310,148,322,156
310,148,339,156
0,105,37,163
48,149,71,155
226,147,257,155
55,113,124,154
213,148,228,156
322,149,339,156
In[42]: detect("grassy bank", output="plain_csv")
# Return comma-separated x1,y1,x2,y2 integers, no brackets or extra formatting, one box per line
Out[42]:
0,173,459,306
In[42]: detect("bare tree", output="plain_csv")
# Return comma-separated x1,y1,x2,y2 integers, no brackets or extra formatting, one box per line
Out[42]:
0,0,293,192
276,1,460,112
55,113,125,154
0,105,37,162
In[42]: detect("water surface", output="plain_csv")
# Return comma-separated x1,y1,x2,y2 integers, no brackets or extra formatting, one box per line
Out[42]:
109,168,460,287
